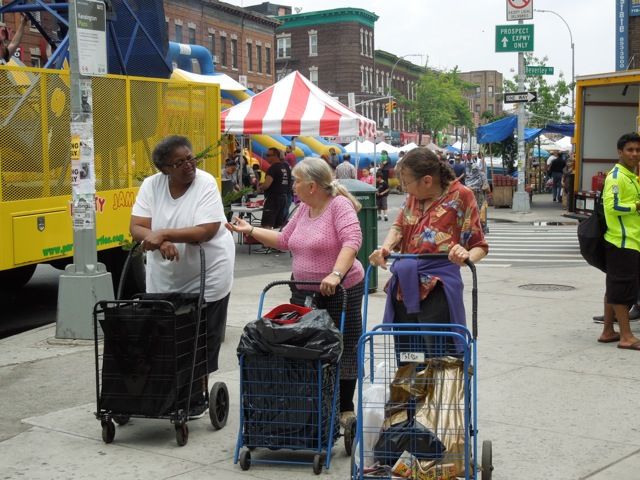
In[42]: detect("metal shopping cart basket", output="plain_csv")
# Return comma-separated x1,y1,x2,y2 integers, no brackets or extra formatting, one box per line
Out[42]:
234,280,348,474
351,253,493,479
93,244,229,446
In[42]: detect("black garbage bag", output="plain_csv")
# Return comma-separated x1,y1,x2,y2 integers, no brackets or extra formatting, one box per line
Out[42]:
373,419,446,466
237,308,343,362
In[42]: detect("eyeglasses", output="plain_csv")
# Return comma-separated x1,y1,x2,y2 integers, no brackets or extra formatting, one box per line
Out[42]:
400,176,421,189
164,156,201,169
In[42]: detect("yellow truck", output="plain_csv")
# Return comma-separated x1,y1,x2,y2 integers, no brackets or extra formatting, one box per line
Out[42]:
0,64,220,289
572,71,640,216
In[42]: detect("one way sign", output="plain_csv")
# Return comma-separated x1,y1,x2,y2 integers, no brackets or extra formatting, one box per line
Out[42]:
504,91,537,103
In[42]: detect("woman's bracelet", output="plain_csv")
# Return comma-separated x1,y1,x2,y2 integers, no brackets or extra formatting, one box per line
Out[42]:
249,226,255,236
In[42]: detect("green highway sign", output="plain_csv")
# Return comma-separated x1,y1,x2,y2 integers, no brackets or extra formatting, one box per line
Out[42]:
495,24,534,52
525,65,554,76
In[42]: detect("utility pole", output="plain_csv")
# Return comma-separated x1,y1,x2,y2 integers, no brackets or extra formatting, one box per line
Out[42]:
57,0,113,339
511,17,531,213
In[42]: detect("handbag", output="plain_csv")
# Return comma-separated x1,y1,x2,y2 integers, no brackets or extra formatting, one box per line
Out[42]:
577,197,607,273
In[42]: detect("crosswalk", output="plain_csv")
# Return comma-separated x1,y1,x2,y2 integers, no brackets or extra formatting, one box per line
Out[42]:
482,222,584,267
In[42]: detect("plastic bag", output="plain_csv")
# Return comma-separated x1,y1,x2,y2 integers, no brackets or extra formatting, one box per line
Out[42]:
373,419,446,466
237,308,343,362
359,361,394,468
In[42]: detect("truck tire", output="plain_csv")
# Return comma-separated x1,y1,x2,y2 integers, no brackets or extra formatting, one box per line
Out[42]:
0,264,37,289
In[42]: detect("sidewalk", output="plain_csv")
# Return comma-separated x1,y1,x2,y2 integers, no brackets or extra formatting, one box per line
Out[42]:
3,198,640,479
488,192,578,225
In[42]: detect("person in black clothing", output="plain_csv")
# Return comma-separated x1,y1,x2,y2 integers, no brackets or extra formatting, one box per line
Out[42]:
376,171,390,221
259,147,291,230
547,150,566,202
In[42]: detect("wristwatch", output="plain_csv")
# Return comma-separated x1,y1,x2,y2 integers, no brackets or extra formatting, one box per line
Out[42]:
332,270,343,279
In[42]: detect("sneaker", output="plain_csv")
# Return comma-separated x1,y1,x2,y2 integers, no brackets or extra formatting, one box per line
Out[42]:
593,315,618,324
254,247,272,254
340,411,356,428
630,304,640,320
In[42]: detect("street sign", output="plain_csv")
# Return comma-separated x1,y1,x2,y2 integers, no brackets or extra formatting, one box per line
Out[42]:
504,91,537,103
525,65,554,75
495,24,534,52
75,0,107,76
507,0,533,21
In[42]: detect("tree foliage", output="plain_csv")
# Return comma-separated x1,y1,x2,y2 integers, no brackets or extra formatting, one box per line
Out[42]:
401,68,474,141
503,53,571,127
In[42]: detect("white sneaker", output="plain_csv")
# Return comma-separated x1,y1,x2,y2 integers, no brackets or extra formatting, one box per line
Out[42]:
340,411,355,428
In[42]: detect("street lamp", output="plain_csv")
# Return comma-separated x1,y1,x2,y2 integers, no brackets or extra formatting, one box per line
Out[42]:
534,8,575,118
387,53,422,138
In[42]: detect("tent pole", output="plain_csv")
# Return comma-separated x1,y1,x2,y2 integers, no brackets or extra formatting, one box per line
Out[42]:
355,138,360,174
489,143,494,185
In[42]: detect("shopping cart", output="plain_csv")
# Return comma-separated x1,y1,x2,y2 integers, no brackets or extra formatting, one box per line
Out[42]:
93,244,229,446
351,253,493,479
234,280,348,474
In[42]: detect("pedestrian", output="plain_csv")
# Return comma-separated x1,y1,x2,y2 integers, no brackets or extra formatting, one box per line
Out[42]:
227,157,365,427
547,149,565,202
597,132,640,349
258,148,291,249
561,155,574,208
284,144,297,169
360,167,374,185
453,155,466,184
368,147,488,357
379,150,392,182
129,135,235,418
328,147,340,170
375,171,390,221
221,159,240,192
335,153,357,179
0,13,28,64
465,162,490,234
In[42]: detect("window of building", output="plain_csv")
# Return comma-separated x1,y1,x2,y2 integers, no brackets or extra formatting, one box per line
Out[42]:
208,34,215,61
309,66,318,85
475,104,480,113
189,27,196,44
31,55,41,67
475,86,480,97
220,36,227,66
277,35,291,58
487,85,494,96
29,11,40,31
265,47,271,74
360,29,364,55
0,1,4,23
488,104,494,113
369,32,374,57
175,24,182,43
247,43,253,71
231,38,238,68
256,45,262,73
308,31,317,56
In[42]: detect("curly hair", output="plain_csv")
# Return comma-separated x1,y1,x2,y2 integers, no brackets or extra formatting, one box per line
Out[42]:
397,147,455,189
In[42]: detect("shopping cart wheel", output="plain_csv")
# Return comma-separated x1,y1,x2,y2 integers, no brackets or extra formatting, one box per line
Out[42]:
209,382,229,430
344,416,356,456
312,454,323,475
113,415,130,426
101,419,115,444
481,440,493,480
175,424,189,447
239,449,251,471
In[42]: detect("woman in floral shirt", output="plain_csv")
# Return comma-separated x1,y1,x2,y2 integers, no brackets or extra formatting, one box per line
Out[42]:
369,148,488,354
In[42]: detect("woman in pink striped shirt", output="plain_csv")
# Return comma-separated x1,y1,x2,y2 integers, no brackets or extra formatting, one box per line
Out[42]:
228,157,365,427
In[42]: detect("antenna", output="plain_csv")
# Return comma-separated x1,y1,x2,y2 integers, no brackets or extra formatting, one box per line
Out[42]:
294,7,302,14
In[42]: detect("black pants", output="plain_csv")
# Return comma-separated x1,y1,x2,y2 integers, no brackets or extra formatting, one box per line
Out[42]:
393,283,457,360
205,293,230,374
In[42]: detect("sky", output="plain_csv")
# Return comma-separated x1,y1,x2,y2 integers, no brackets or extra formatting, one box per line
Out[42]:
231,0,615,85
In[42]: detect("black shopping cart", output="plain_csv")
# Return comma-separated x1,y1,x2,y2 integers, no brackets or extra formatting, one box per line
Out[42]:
93,244,229,446
351,253,493,479
234,280,348,474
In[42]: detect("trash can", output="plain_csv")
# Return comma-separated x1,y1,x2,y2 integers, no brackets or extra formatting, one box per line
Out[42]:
337,179,378,292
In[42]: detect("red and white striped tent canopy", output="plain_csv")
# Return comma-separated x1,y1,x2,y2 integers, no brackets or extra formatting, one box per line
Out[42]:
220,71,376,138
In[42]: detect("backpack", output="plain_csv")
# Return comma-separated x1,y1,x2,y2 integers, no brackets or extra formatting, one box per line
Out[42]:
577,197,607,272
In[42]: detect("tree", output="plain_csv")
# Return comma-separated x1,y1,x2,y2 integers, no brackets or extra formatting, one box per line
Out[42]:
400,68,474,143
503,53,571,127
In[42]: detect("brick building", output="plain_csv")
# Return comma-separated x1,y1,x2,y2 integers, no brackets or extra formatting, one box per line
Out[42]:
459,70,504,126
245,2,291,17
0,5,57,67
164,0,280,92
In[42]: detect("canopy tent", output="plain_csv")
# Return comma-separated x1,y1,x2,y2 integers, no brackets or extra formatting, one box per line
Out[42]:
532,146,550,158
220,71,376,138
402,142,419,151
376,141,399,153
344,139,376,153
476,115,575,144
557,136,573,151
171,68,246,90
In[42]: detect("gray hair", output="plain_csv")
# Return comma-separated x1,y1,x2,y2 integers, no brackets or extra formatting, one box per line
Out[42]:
151,135,192,170
293,157,362,212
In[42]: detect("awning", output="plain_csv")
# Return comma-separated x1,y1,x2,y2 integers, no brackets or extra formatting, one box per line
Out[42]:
170,68,246,90
220,71,376,138
476,115,575,144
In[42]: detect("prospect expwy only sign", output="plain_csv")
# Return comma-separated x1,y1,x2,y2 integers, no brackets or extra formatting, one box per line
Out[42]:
507,0,533,21
495,24,534,52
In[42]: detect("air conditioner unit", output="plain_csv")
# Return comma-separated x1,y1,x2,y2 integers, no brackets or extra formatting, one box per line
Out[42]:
212,55,217,64
239,75,248,87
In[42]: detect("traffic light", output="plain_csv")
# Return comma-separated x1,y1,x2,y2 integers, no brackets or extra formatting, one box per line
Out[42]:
385,101,398,114
385,102,392,114
391,100,397,112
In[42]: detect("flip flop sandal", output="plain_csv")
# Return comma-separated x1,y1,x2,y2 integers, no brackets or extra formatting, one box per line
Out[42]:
598,335,620,343
617,341,640,351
